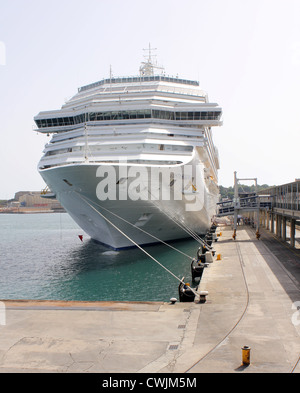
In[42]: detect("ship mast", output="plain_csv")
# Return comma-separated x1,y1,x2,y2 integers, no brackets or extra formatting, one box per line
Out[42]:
139,43,164,76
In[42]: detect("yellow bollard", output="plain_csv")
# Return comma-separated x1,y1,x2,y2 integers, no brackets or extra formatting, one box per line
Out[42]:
242,346,251,366
217,254,222,261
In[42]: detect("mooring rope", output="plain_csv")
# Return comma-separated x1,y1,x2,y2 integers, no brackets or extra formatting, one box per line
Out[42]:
145,189,213,250
76,192,198,296
75,192,195,260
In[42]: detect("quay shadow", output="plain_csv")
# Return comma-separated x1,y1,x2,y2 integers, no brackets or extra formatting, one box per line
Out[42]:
244,227,300,305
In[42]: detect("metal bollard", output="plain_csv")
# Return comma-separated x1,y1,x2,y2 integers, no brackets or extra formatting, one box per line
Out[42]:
199,291,209,303
242,346,251,366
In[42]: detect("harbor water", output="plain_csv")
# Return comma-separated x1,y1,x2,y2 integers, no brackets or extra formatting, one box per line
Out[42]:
0,213,199,302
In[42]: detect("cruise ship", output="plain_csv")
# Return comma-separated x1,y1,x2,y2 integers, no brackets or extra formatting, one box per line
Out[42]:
35,51,223,249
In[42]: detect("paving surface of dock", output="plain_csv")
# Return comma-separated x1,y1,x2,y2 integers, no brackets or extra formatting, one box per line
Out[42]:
0,226,299,373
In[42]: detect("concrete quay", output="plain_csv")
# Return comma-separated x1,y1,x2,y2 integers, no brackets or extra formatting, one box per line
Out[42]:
0,226,299,373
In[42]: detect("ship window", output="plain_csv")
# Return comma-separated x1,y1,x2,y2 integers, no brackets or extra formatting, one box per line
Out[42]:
96,113,103,121
103,112,111,120
164,111,171,120
137,110,145,119
36,108,221,129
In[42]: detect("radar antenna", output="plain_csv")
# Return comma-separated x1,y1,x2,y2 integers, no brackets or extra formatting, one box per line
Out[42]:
139,43,164,76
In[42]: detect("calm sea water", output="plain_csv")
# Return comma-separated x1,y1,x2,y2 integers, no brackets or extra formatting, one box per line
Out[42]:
0,213,200,302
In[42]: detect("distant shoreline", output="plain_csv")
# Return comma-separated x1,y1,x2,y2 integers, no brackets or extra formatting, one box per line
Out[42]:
0,209,65,214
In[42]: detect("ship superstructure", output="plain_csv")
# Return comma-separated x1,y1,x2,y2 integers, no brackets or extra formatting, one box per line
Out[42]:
35,51,222,249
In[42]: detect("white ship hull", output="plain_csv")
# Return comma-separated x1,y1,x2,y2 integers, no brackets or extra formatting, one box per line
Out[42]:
40,160,218,249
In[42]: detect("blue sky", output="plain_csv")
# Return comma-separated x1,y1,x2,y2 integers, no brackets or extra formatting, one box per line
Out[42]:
0,0,299,199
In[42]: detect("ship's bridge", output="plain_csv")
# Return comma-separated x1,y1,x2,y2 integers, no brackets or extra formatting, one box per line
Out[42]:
78,75,200,93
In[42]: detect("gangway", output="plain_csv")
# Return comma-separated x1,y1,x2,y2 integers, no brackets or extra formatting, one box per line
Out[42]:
217,195,260,216
216,172,271,239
